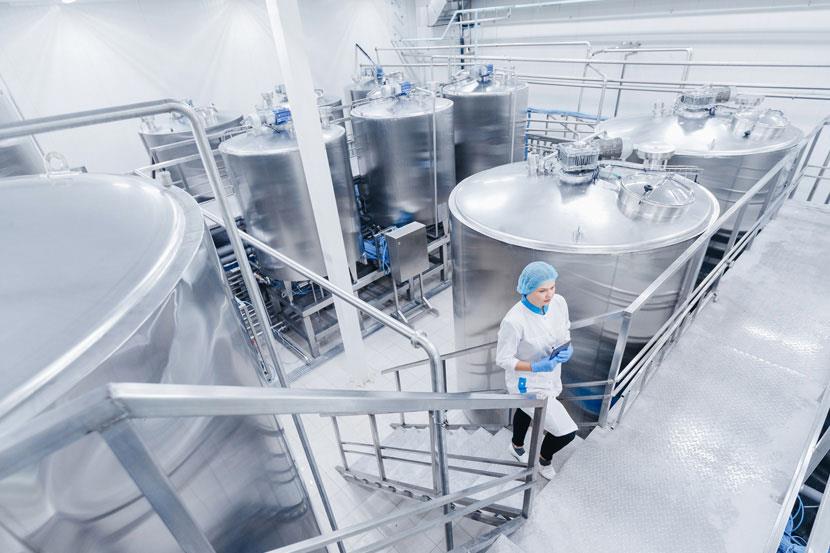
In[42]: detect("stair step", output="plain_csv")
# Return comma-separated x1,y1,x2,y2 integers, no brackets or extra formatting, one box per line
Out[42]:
488,535,525,553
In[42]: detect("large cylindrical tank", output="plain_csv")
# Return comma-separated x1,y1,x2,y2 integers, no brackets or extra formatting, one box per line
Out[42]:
450,157,719,426
138,105,243,201
273,85,345,122
442,68,529,181
599,89,802,236
0,86,44,177
0,173,320,553
219,121,362,282
345,66,383,104
351,91,455,227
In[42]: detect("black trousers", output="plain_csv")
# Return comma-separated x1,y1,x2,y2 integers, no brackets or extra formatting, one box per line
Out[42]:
512,408,575,461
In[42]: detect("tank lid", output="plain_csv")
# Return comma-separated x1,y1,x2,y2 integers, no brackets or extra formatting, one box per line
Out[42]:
351,94,453,119
449,162,719,253
0,173,204,424
218,122,344,156
442,73,528,96
617,172,696,223
635,141,676,162
598,108,803,156
138,107,242,136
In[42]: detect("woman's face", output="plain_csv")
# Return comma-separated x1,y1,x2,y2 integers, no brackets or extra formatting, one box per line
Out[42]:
527,280,556,308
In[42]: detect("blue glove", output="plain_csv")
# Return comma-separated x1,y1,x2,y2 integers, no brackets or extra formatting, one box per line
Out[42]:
531,359,556,373
553,344,573,364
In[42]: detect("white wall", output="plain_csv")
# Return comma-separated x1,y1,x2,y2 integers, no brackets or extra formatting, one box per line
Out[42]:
0,0,416,173
404,0,830,133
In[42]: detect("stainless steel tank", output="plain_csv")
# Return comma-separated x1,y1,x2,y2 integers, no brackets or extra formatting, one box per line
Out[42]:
450,145,719,425
442,66,529,181
345,66,383,104
219,116,362,282
0,173,320,553
138,105,243,201
0,86,44,177
351,88,455,227
599,88,802,236
273,84,345,122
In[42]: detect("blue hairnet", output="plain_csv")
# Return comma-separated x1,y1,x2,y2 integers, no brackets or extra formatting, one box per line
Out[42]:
516,261,558,295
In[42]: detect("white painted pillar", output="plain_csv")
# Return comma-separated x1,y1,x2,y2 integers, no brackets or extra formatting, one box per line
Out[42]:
265,0,370,384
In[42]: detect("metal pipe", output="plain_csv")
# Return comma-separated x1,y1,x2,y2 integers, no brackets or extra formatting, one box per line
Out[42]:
427,53,830,68
379,40,591,52
521,78,830,102
397,0,604,43
584,63,608,118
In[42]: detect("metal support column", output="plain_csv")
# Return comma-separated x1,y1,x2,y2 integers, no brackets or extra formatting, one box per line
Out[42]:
368,414,387,481
101,420,217,553
599,312,631,427
265,0,369,384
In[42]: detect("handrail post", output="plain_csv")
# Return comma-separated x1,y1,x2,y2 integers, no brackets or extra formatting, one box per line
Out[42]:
368,414,387,481
394,371,406,426
522,402,546,519
599,312,632,427
101,419,217,553
330,417,349,471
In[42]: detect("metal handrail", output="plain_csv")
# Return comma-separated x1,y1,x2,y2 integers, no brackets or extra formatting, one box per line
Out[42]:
0,383,546,553
380,310,621,376
601,116,830,425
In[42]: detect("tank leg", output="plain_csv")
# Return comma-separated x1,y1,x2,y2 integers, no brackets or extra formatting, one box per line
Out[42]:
391,279,409,325
302,314,320,357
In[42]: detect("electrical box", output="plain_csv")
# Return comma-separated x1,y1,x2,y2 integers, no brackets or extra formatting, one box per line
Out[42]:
383,222,429,283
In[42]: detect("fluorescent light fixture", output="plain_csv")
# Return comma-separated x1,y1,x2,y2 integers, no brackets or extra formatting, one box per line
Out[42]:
61,0,77,4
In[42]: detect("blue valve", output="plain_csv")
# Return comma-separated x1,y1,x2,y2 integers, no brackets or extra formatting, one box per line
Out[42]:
274,107,292,125
375,65,384,83
400,81,412,96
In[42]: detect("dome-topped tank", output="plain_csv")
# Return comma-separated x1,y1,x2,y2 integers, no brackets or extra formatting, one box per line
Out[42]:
450,143,719,426
138,104,242,201
599,87,802,238
272,84,345,121
442,65,529,181
219,110,362,282
351,86,455,227
0,173,319,552
345,66,385,104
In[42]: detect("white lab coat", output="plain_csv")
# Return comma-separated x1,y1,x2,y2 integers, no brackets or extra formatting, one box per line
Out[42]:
496,295,578,436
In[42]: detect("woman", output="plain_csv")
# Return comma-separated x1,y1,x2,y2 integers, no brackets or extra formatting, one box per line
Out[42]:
496,261,577,479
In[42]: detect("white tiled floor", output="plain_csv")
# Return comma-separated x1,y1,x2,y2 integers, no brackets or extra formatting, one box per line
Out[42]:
278,287,492,553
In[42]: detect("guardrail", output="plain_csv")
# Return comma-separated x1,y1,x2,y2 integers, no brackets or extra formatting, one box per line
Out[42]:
0,383,546,553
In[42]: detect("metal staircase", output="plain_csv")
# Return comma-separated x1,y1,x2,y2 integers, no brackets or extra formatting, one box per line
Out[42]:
337,425,582,512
